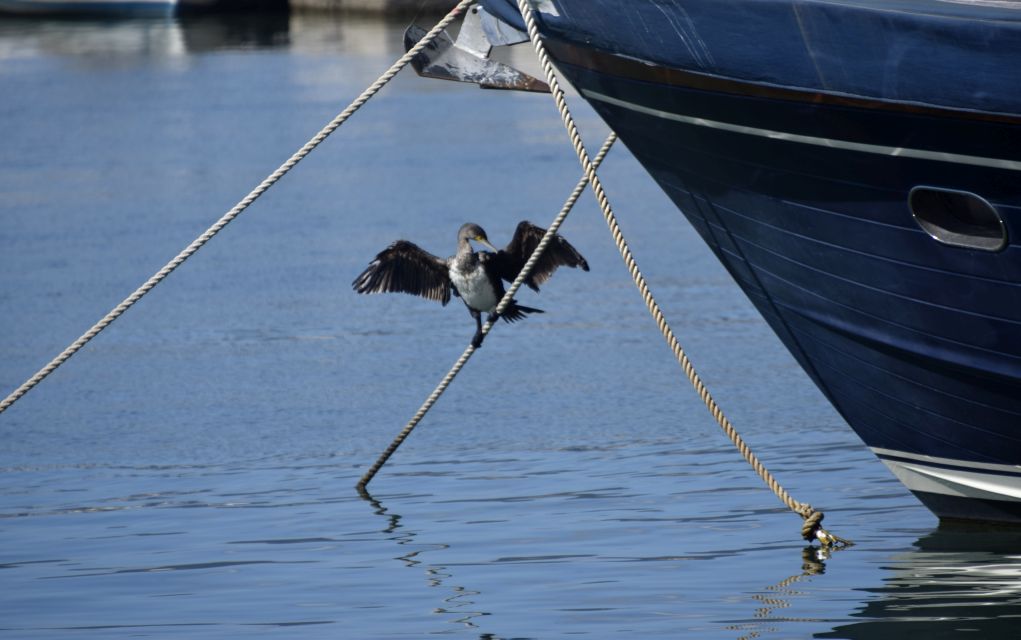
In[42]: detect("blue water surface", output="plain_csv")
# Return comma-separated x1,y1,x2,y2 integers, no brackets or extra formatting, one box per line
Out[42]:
1,12,1020,639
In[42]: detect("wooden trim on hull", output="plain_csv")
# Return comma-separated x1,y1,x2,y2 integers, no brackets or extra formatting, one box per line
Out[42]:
544,38,1021,127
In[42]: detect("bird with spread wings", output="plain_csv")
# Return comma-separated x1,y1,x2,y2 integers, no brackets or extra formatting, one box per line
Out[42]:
353,221,589,347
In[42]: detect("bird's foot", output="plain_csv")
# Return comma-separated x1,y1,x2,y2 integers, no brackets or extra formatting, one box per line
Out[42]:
471,331,485,349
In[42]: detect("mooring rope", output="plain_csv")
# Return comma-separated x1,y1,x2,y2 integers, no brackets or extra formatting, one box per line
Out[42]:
0,0,474,416
513,0,849,547
357,132,618,491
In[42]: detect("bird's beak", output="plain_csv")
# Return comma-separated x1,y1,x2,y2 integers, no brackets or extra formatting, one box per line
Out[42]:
477,236,498,252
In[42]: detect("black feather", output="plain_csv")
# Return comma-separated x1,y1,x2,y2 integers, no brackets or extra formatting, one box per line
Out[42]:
352,240,452,305
490,221,589,292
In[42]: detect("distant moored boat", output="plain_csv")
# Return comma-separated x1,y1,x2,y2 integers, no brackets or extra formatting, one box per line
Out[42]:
0,0,175,14
0,0,288,15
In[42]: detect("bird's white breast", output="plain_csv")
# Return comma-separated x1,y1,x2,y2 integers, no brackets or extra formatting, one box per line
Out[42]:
449,264,498,312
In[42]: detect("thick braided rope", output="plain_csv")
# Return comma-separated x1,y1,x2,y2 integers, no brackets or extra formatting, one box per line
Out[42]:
515,0,847,545
0,0,474,416
357,132,617,491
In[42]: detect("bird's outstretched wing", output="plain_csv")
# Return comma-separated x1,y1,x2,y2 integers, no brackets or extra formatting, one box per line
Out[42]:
352,240,452,305
491,221,589,291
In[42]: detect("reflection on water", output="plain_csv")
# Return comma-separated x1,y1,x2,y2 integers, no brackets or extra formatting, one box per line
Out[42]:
822,525,1021,639
727,546,830,640
361,487,493,634
177,13,291,51
718,526,1021,640
0,12,412,61
362,477,1021,640
0,15,189,59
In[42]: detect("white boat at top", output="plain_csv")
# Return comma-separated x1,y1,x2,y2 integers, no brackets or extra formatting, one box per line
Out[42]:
0,0,176,15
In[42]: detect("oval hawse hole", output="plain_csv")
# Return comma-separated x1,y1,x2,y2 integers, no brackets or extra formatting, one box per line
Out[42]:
909,186,1007,252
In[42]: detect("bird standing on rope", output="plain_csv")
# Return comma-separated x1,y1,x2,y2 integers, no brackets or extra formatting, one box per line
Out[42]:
353,221,589,348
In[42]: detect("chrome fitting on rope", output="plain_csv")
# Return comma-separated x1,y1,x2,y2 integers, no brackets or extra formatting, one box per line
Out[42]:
800,509,852,548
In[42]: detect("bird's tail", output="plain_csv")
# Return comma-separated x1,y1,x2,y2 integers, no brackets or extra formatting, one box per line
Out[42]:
499,301,544,323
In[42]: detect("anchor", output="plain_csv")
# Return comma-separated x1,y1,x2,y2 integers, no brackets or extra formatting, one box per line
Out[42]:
403,4,549,93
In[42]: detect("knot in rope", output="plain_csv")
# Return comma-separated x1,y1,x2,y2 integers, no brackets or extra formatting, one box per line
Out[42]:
800,509,824,542
799,508,852,548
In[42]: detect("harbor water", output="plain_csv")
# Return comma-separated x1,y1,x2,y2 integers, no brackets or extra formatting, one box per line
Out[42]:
2,12,1020,639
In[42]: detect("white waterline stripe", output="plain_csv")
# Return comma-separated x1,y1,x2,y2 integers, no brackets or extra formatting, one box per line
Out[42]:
881,458,1021,500
582,89,1021,172
871,446,1021,473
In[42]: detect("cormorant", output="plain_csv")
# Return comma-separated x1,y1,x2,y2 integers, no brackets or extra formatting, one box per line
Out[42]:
352,221,589,347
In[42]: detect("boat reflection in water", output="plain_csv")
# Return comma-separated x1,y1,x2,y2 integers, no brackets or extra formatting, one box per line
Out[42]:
0,11,414,60
821,525,1021,638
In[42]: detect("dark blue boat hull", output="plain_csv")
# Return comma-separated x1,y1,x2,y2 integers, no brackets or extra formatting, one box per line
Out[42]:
484,0,1021,523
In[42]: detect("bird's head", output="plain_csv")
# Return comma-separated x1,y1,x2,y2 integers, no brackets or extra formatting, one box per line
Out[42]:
459,222,498,252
